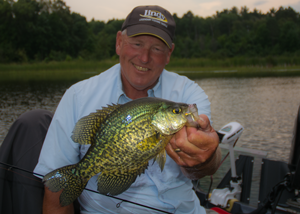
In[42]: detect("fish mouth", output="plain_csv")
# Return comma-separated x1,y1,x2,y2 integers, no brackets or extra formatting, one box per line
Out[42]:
133,63,149,72
185,104,200,127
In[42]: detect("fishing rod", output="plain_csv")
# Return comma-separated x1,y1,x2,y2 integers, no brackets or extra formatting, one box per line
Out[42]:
0,161,173,214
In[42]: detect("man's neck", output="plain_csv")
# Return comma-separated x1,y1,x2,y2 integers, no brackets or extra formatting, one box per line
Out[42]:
121,75,157,100
122,84,149,100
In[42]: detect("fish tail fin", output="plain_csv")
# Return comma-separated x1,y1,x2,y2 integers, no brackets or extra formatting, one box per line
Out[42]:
43,165,87,206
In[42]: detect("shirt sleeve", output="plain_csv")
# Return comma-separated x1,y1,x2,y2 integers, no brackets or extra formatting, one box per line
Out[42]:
182,79,211,121
34,86,81,177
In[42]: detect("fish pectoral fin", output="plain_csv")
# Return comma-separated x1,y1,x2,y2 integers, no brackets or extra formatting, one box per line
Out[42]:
71,104,121,145
97,172,137,196
43,165,87,207
154,149,167,172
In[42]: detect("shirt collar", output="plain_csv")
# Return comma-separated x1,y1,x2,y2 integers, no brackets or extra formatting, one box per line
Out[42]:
116,68,125,104
116,67,163,104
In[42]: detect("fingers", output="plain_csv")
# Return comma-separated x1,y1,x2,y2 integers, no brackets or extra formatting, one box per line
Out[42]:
167,127,204,167
166,114,219,168
186,114,218,149
195,114,211,131
165,143,186,166
166,140,206,167
169,127,199,155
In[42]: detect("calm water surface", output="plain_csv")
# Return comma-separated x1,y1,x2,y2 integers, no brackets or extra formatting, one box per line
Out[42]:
1,77,300,163
197,77,300,162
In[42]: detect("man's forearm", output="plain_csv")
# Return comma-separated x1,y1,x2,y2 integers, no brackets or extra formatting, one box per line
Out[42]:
180,146,221,180
43,187,74,214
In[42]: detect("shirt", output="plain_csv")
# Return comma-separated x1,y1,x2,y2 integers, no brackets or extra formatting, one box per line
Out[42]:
34,63,211,214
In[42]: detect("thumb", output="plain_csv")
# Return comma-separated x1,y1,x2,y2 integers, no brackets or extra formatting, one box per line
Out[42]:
197,114,211,131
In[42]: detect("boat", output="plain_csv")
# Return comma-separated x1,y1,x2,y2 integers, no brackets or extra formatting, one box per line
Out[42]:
197,105,300,214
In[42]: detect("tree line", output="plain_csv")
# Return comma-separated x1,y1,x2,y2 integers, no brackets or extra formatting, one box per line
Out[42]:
0,0,299,63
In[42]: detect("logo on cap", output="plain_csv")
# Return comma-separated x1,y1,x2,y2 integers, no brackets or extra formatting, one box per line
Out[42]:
140,10,168,23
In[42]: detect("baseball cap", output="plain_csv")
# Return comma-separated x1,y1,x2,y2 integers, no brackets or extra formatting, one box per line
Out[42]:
121,5,176,48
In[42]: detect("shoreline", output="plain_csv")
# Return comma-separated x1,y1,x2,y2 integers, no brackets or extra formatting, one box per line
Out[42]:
1,60,300,82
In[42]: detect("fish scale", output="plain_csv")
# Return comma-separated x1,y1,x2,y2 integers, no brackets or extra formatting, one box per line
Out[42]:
43,97,198,206
93,118,157,170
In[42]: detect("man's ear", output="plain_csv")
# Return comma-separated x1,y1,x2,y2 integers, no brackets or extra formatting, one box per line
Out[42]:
116,31,123,55
166,43,175,65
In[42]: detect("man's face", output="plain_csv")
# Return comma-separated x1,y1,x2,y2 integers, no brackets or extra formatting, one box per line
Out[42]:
116,31,174,92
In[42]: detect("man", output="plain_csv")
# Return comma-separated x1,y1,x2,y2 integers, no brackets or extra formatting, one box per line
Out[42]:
34,5,221,214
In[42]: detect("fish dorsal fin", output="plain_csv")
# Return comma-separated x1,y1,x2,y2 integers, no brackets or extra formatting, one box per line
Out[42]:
153,147,167,172
100,104,120,115
71,104,121,145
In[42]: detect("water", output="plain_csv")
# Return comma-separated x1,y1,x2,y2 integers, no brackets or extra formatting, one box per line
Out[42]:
0,81,71,144
1,77,300,163
197,77,300,162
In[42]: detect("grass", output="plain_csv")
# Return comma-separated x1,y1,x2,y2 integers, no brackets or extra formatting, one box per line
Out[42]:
167,65,300,79
0,60,118,82
1,57,300,82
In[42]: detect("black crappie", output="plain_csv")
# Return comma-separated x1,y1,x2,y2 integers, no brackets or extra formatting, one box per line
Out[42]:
43,97,199,206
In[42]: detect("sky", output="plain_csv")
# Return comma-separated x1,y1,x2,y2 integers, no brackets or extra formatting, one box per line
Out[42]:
63,0,300,22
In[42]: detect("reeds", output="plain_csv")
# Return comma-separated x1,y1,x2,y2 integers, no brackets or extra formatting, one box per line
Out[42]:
1,57,300,82
167,56,300,69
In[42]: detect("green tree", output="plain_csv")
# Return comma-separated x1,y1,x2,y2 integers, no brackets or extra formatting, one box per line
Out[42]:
1,1,300,62
279,21,300,52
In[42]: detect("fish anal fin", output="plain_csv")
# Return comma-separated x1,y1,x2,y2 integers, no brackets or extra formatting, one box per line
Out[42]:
97,161,148,195
97,172,137,196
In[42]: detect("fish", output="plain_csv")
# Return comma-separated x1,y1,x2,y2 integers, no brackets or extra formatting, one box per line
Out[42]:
43,97,199,206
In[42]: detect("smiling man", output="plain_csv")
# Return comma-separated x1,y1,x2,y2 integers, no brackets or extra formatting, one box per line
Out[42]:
116,31,174,99
116,6,175,100
34,5,221,214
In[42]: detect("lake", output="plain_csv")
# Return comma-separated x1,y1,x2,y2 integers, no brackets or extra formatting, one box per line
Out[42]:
1,76,300,163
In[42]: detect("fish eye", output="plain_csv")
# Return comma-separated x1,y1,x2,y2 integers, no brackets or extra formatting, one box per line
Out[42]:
172,108,181,114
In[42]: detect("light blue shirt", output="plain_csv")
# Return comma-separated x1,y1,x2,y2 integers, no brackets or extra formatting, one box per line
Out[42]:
34,63,211,214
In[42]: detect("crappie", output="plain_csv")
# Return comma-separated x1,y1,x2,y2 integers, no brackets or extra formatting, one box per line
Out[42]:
43,97,199,206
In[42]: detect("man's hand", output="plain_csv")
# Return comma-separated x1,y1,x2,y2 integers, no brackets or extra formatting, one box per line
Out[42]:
43,187,74,214
166,114,221,180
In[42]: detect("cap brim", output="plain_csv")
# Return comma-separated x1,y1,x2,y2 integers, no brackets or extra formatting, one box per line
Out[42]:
126,24,172,49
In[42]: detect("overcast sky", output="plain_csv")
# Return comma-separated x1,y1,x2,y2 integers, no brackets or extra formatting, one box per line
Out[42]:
63,0,300,22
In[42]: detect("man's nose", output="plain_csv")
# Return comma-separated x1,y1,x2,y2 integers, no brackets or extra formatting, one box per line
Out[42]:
139,48,150,63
